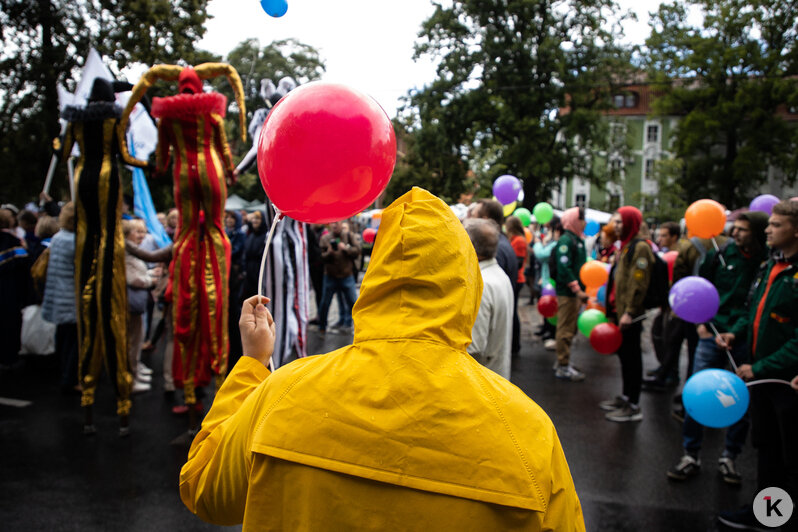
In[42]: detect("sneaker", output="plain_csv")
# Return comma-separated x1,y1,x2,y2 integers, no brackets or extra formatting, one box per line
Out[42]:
605,403,643,422
599,396,627,411
138,364,153,375
131,380,151,393
555,365,585,382
136,372,152,383
718,457,742,485
717,506,769,531
667,454,701,481
544,339,556,351
641,375,676,392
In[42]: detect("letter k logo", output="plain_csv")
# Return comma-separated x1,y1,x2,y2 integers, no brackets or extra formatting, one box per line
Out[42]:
764,496,783,517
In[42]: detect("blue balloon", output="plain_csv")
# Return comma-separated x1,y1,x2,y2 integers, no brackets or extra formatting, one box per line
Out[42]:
596,284,607,305
669,276,720,323
682,369,749,428
584,219,600,237
261,0,288,17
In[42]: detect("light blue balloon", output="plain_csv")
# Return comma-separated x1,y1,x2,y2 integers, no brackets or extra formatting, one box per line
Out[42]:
682,369,749,428
261,0,288,17
596,284,607,305
584,219,600,237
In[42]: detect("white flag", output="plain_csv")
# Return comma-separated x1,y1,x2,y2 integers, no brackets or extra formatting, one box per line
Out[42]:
115,92,157,163
72,48,114,106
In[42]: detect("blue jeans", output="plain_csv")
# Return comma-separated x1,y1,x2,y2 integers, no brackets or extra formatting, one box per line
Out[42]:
318,274,358,331
682,337,750,457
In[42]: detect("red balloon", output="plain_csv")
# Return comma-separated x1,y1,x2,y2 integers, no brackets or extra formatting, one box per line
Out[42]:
537,295,558,318
589,322,622,355
663,250,678,283
362,227,377,244
257,82,397,224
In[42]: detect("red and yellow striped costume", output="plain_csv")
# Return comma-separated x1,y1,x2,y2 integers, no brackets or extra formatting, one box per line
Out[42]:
121,65,246,406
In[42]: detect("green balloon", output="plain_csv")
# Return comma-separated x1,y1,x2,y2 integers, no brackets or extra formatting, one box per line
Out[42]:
547,315,558,326
533,202,554,225
548,278,556,287
513,207,532,227
577,309,608,337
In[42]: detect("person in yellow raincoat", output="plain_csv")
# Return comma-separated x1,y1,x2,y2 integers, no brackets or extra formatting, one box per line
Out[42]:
180,187,585,531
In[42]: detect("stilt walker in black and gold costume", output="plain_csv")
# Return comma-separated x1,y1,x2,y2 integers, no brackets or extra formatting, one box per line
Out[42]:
56,78,148,436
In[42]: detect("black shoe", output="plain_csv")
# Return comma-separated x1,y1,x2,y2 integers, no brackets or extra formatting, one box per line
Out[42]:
717,506,769,531
642,376,669,392
667,454,701,481
718,457,742,486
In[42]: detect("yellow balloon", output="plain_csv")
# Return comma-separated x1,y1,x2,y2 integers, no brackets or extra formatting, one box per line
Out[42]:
503,201,516,217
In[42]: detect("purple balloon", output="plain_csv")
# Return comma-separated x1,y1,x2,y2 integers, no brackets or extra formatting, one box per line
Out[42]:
541,285,556,297
669,276,719,324
749,194,780,215
493,175,522,205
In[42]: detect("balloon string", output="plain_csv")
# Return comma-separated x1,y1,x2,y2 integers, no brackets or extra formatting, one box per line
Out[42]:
630,309,659,324
711,237,727,268
257,209,283,373
708,322,738,372
746,379,794,387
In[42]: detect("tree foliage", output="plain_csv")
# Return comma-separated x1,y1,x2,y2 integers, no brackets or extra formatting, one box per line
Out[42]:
644,0,798,208
0,0,211,204
390,0,636,206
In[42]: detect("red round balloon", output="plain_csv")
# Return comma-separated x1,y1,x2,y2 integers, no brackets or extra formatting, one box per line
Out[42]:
257,82,397,224
362,227,377,244
663,250,678,283
537,295,558,318
589,322,622,355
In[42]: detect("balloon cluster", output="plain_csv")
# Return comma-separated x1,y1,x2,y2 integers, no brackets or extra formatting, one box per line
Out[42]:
576,260,619,353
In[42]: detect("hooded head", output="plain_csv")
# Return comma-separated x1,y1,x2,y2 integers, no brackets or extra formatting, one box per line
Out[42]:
617,206,643,248
561,206,585,236
353,187,482,351
88,78,115,103
178,67,203,94
737,210,769,253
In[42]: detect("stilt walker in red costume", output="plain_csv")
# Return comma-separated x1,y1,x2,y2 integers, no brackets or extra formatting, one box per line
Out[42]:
120,64,246,433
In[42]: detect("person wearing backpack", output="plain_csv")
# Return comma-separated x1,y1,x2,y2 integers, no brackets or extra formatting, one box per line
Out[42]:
553,207,588,381
666,210,768,485
600,206,654,422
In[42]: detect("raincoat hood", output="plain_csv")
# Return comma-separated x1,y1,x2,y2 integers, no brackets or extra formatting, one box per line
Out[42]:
353,187,482,350
239,187,572,513
618,206,642,248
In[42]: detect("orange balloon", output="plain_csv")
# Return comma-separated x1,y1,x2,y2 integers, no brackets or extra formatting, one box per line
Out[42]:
580,261,609,288
586,286,599,298
524,227,532,243
586,300,606,313
685,199,726,239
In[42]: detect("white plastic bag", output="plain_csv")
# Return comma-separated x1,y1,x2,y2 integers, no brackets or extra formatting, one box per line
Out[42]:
19,304,56,355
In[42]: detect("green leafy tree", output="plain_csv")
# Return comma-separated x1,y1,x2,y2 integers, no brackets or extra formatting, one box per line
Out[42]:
644,0,798,207
392,0,636,206
0,0,211,204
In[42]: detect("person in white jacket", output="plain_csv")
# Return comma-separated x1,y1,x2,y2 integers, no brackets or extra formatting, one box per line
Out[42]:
464,218,514,379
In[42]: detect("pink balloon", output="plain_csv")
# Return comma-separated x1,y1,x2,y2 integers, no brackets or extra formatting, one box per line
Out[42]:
257,82,396,224
362,227,377,244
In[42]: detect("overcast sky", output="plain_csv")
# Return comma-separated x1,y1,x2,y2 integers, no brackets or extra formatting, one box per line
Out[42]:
197,0,676,118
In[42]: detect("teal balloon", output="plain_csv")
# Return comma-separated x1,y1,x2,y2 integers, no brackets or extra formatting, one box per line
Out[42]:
533,202,554,225
683,369,749,428
261,0,288,17
577,308,607,337
513,207,532,227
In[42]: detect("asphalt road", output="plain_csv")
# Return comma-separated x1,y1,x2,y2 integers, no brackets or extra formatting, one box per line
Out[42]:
0,291,763,531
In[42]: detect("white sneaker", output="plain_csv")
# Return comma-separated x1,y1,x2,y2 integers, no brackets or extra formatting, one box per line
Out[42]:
544,339,556,351
136,371,152,383
555,365,585,382
138,364,153,375
132,380,151,393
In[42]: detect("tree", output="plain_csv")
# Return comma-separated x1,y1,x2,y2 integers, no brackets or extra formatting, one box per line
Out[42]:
644,0,798,207
391,0,636,206
0,0,212,204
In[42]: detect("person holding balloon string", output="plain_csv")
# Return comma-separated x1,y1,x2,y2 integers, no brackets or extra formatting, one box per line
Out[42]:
665,210,768,485
708,199,798,530
533,216,562,348
600,206,655,422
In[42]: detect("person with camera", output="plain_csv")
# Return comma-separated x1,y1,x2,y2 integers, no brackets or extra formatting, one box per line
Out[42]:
318,221,361,334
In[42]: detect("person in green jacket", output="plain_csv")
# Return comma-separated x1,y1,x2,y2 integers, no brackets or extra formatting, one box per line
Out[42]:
716,200,798,530
553,207,587,381
666,211,768,485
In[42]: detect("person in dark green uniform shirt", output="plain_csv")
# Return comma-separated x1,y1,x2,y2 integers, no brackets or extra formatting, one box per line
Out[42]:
716,200,798,530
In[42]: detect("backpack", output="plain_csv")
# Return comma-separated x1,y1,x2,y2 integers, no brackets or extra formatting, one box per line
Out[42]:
627,239,669,309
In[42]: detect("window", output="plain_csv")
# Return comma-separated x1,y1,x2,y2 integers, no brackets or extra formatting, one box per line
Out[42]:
625,93,637,108
575,193,586,209
612,92,639,109
647,124,659,143
644,159,655,180
609,159,622,180
608,194,621,212
613,94,625,108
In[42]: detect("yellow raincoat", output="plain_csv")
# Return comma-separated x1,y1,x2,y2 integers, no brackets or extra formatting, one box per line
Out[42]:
180,188,585,531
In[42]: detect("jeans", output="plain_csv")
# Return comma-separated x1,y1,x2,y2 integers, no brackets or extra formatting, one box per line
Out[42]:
319,274,358,331
682,337,750,456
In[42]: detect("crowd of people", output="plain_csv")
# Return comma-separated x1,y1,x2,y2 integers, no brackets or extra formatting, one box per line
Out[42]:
2,190,798,530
